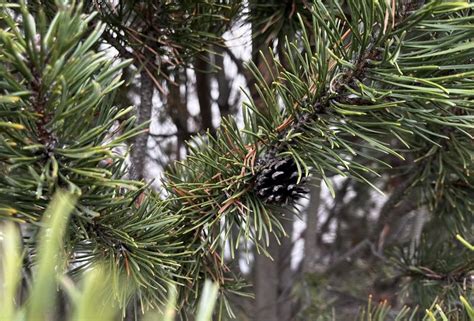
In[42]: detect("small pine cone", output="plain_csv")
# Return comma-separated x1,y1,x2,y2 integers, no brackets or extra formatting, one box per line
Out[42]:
254,155,309,204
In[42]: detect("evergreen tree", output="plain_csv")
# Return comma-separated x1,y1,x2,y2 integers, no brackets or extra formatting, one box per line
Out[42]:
0,0,473,320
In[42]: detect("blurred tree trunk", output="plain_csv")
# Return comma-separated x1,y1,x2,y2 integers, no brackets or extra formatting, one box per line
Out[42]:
250,15,300,319
166,70,190,160
250,2,287,318
130,70,153,180
194,52,214,134
303,182,322,274
255,237,279,321
214,45,233,118
278,216,294,320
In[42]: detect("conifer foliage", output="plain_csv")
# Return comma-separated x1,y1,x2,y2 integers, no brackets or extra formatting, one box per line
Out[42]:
0,0,473,318
0,1,186,307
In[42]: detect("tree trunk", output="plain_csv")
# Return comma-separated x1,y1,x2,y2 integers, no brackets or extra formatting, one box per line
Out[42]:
166,71,190,160
303,182,321,274
194,53,214,133
254,238,279,321
214,46,232,118
250,3,288,319
278,216,294,321
130,70,153,180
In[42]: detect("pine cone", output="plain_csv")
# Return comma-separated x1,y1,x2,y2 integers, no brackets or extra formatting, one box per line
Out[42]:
254,155,309,204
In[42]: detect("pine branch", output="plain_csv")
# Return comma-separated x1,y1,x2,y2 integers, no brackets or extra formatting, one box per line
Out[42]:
163,0,474,304
2,0,474,315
